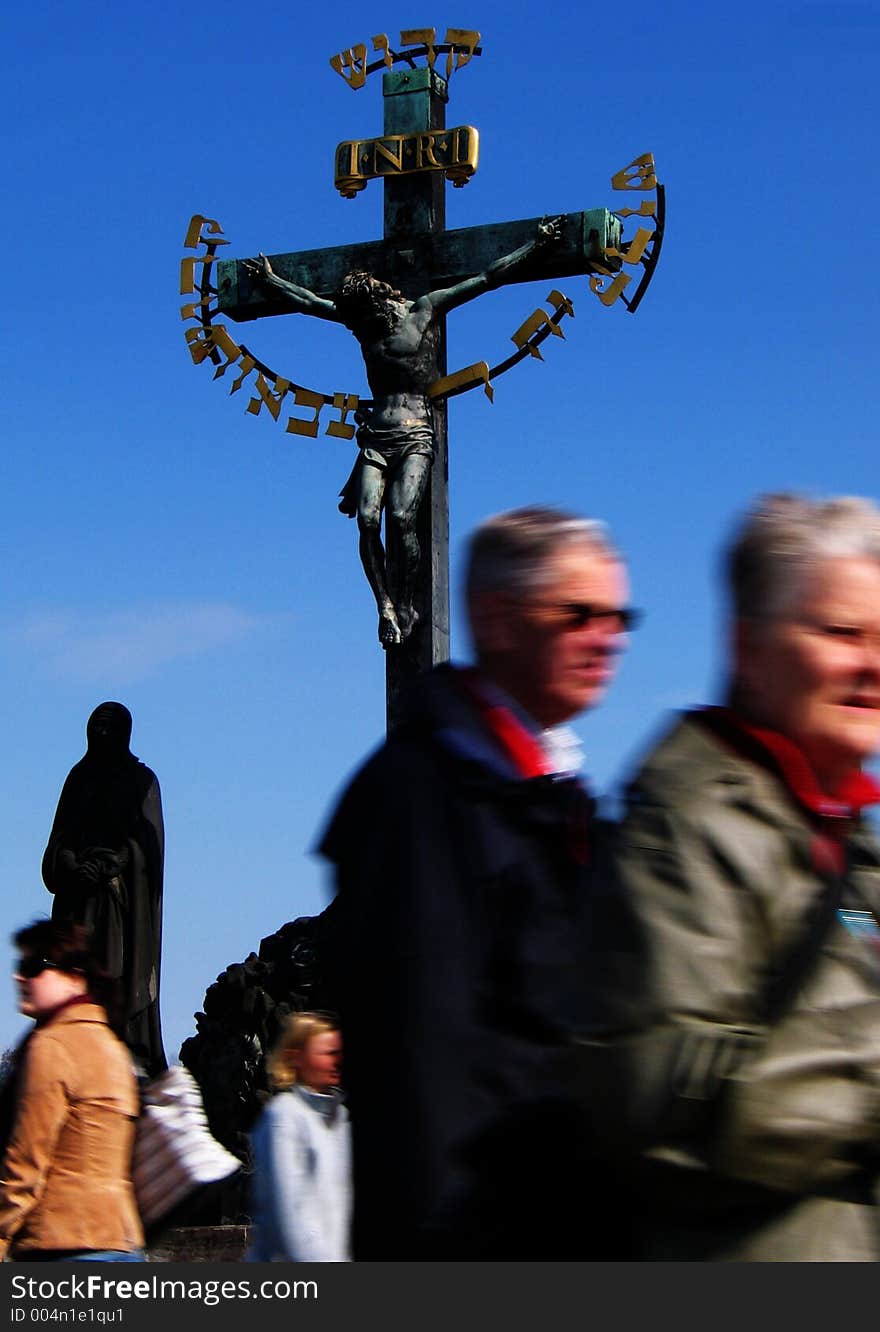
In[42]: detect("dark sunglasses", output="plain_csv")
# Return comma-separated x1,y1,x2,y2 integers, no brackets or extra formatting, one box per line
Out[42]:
15,956,59,980
550,603,643,632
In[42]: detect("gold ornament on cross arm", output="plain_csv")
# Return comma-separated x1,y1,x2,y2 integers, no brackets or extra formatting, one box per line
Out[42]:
590,152,665,313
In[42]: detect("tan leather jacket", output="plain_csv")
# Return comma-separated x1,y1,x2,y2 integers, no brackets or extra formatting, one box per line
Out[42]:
584,712,880,1261
0,1000,143,1258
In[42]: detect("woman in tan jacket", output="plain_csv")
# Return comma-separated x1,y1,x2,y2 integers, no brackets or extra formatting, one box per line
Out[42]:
0,918,144,1261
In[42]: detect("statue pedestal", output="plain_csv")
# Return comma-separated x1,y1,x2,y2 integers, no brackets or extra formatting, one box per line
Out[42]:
146,1225,250,1263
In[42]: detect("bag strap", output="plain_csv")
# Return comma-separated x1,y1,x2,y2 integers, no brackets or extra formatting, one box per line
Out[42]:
760,870,844,1025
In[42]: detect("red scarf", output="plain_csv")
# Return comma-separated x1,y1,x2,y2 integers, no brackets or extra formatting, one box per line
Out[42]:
698,707,880,875
456,669,554,778
456,669,591,864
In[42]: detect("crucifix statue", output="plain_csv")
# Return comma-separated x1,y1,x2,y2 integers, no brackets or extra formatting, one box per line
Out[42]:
242,217,561,649
185,30,664,725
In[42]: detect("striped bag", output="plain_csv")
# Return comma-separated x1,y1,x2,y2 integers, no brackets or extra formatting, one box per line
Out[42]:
131,1063,241,1230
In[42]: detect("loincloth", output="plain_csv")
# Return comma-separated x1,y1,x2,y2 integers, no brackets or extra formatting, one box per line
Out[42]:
338,421,436,517
358,420,435,470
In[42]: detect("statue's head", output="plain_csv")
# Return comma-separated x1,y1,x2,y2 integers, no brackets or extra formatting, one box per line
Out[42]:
86,701,133,758
335,271,406,333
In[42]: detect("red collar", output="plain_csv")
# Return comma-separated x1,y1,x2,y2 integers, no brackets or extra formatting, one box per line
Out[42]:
698,707,880,821
456,669,553,779
35,993,97,1027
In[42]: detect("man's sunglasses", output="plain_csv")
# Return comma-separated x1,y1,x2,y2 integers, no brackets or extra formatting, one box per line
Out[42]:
527,602,643,633
15,956,60,979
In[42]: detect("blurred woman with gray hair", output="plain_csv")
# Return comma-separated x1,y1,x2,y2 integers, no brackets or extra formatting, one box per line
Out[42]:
586,492,880,1260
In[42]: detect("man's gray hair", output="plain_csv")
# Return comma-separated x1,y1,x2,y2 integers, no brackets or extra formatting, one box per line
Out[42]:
726,491,880,621
465,504,616,604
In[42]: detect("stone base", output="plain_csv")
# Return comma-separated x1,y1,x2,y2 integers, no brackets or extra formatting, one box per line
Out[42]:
146,1225,251,1263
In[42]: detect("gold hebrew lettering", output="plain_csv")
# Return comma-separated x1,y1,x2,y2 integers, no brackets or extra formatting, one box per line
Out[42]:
183,215,225,249
247,374,291,421
184,325,216,365
615,200,657,219
400,27,437,68
605,227,654,266
184,324,238,369
208,327,244,379
286,387,324,438
511,307,566,360
180,258,199,295
181,251,222,297
179,298,216,321
330,44,368,90
547,289,575,320
444,28,480,78
372,33,393,67
611,153,657,191
430,362,494,403
229,355,257,395
589,273,632,307
326,393,360,440
374,138,405,171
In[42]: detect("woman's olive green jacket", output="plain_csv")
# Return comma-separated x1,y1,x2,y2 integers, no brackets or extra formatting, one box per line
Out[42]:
584,712,880,1261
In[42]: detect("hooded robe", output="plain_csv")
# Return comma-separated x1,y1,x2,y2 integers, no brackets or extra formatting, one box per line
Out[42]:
41,702,166,1075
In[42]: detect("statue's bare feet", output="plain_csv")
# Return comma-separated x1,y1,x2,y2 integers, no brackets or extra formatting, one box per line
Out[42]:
396,604,420,641
378,608,402,649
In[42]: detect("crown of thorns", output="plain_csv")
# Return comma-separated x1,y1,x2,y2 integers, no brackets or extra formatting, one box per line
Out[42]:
337,271,400,305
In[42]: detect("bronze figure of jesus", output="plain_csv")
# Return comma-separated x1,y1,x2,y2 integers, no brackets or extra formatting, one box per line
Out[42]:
245,218,561,648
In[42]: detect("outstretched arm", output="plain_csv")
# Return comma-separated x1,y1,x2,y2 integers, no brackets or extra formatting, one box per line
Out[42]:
419,217,563,316
242,253,342,323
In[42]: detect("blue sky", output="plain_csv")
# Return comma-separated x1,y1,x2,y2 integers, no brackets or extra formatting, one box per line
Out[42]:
2,0,878,1060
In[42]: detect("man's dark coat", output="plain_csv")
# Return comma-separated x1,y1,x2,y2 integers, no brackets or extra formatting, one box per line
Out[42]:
319,665,605,1259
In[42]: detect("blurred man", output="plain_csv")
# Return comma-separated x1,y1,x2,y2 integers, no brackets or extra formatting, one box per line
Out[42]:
318,506,638,1258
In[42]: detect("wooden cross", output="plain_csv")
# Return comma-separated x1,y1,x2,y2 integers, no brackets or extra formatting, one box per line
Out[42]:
215,65,637,729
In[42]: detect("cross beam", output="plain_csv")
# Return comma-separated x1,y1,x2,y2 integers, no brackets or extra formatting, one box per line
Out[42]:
215,209,621,320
